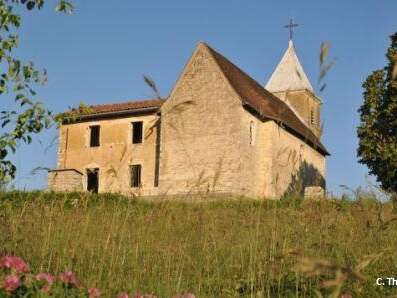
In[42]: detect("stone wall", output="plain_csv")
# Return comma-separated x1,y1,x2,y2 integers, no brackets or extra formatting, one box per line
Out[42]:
48,169,83,191
54,113,159,196
235,114,326,199
238,111,273,198
269,121,326,198
158,43,247,196
273,89,322,138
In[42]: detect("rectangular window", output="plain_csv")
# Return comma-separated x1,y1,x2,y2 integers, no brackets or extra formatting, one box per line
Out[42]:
130,164,142,187
132,121,143,144
90,125,100,147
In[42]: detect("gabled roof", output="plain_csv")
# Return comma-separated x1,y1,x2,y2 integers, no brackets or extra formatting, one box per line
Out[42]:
203,42,329,156
265,40,314,93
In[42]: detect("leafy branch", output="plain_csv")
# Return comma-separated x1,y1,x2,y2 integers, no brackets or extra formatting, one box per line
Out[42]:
0,0,74,182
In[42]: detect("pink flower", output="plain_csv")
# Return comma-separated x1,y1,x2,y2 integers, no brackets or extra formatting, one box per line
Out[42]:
36,273,55,293
119,292,157,298
36,272,55,285
0,256,29,273
59,271,78,287
173,294,196,298
88,287,101,298
3,275,20,293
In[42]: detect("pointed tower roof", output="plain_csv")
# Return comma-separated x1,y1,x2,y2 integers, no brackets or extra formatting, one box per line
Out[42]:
265,40,314,93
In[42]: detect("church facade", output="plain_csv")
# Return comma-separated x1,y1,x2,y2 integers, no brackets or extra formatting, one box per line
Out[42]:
48,41,329,198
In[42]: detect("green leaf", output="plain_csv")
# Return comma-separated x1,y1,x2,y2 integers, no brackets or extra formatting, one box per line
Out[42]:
1,120,10,128
55,1,74,14
320,42,329,66
26,1,36,10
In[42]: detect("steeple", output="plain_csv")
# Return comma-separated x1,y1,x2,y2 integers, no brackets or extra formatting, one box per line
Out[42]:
265,40,314,93
265,41,322,138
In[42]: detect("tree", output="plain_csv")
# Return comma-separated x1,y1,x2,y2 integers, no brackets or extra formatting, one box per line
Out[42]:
0,0,73,182
357,32,397,196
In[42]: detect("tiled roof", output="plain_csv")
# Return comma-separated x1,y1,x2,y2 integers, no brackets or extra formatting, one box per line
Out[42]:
61,98,164,123
88,98,165,114
203,43,329,156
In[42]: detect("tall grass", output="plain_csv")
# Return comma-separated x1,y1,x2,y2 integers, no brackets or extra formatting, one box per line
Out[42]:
1,191,397,297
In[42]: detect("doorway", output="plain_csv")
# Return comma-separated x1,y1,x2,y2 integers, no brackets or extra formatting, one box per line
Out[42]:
87,168,99,193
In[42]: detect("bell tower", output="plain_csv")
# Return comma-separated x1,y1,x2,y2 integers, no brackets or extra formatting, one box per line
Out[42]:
265,39,322,138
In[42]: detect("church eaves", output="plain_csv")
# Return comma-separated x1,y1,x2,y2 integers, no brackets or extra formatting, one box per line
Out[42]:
265,40,314,93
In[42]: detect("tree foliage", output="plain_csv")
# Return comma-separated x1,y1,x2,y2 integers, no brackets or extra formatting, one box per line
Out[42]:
0,0,73,182
357,32,397,193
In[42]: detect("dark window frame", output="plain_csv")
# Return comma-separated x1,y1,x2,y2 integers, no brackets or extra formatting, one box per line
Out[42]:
249,120,255,145
132,121,143,144
89,125,100,147
310,110,315,126
86,168,99,193
130,164,142,188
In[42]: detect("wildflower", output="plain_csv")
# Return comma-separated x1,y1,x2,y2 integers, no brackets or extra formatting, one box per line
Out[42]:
0,256,29,273
88,287,101,298
133,293,157,298
36,272,55,285
59,271,78,287
117,293,129,298
36,273,55,293
173,294,196,298
3,275,20,293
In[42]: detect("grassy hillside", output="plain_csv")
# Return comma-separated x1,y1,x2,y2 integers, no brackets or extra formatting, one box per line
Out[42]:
1,191,397,297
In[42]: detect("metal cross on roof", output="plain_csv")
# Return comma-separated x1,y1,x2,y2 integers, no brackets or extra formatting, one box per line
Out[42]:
284,19,299,41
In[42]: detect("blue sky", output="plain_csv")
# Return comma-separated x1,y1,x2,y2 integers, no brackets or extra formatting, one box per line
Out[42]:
7,0,397,195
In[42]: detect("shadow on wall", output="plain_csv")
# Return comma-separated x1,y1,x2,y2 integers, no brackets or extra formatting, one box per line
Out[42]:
284,161,325,197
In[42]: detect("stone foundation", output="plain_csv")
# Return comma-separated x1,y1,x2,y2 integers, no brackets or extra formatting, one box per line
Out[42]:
48,169,83,192
304,186,325,199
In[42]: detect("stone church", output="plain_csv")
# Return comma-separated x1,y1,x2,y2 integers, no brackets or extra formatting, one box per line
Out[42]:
48,40,329,198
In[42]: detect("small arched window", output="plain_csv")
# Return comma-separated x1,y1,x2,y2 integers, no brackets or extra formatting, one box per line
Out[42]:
249,121,255,145
310,110,315,125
